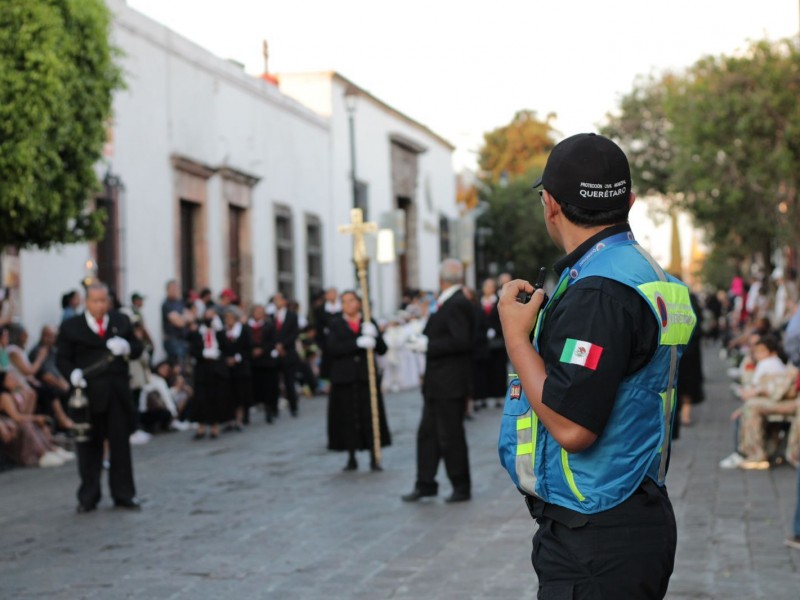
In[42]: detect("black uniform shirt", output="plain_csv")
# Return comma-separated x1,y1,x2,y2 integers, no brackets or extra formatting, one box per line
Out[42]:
539,223,660,436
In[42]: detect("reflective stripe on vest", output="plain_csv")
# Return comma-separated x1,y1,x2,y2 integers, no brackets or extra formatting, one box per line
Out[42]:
632,245,693,482
515,413,538,492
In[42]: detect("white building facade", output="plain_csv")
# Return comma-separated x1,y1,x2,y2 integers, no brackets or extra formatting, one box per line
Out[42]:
5,0,462,356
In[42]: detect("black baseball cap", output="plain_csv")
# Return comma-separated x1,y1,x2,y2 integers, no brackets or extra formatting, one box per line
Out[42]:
533,133,631,211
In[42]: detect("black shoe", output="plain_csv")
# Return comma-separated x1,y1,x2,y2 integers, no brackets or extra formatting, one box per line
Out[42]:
193,431,206,440
76,503,96,514
370,462,383,472
445,491,471,503
114,498,142,511
266,415,273,424
233,423,244,432
209,431,219,439
290,409,298,418
401,489,436,502
343,457,358,471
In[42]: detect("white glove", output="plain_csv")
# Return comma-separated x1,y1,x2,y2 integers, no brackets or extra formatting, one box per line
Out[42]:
360,322,378,338
270,349,280,358
234,353,242,363
106,336,131,357
356,335,377,350
487,328,496,340
202,347,220,360
70,369,87,388
407,335,428,353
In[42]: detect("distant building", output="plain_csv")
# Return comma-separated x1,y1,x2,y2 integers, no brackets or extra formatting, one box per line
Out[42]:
3,0,465,357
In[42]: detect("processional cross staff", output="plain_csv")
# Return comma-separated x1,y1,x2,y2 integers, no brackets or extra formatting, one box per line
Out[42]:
338,208,382,467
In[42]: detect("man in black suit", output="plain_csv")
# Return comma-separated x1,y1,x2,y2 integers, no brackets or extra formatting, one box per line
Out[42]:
402,259,476,503
273,292,300,417
57,283,144,513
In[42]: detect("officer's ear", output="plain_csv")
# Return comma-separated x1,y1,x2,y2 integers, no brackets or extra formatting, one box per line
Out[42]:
627,193,636,210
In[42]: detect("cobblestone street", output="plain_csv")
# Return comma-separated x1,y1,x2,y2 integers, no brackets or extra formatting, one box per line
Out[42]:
2,345,800,599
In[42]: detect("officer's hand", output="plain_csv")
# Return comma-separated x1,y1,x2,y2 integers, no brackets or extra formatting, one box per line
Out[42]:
497,279,546,341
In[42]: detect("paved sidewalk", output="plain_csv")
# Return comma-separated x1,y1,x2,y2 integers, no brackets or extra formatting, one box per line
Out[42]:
1,345,799,599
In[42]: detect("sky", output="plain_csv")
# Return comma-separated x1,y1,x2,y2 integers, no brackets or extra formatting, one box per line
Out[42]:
125,0,799,173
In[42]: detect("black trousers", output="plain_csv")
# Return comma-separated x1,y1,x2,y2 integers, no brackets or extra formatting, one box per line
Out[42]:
76,398,136,507
415,395,471,495
530,480,677,599
278,358,298,414
252,367,279,418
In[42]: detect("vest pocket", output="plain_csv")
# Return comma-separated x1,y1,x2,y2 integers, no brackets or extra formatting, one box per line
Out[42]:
499,379,539,495
560,449,586,503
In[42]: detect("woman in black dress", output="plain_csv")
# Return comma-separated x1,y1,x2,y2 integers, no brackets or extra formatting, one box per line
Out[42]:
326,291,391,471
188,308,225,439
219,308,253,430
675,292,704,437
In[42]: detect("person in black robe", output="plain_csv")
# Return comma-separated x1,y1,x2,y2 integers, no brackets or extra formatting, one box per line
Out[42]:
248,304,280,423
675,292,705,436
219,308,253,430
187,308,225,439
326,290,391,471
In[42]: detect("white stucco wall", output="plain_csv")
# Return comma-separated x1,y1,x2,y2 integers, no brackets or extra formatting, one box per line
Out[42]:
14,2,458,353
16,0,331,358
280,73,459,317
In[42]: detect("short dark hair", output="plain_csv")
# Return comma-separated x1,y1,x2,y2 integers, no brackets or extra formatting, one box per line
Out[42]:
557,197,630,228
755,334,781,355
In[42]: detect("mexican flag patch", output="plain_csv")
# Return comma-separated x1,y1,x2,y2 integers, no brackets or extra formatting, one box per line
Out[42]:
560,338,603,370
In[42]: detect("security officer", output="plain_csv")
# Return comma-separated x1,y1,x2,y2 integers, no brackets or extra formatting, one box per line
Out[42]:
497,133,696,599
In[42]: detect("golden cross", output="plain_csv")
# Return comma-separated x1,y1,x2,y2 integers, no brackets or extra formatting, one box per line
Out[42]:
338,208,378,265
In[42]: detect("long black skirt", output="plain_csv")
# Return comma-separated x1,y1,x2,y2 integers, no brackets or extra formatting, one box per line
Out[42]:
327,381,391,451
194,364,226,425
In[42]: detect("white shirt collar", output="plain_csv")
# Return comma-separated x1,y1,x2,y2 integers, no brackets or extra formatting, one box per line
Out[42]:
437,284,462,307
226,322,243,339
276,307,287,321
84,312,109,334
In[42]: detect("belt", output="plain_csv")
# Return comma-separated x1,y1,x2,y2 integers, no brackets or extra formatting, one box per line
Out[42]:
524,494,588,528
523,480,664,528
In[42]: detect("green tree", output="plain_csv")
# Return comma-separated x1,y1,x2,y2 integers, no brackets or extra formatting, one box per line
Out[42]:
601,73,678,199
478,175,562,281
667,39,800,261
604,39,800,270
475,111,560,281
478,110,558,184
0,0,123,248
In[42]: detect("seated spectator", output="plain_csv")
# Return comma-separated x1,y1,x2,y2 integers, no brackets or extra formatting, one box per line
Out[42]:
785,302,800,368
720,335,797,469
60,289,81,323
27,325,74,431
0,371,73,467
156,361,193,422
0,415,18,470
0,325,37,416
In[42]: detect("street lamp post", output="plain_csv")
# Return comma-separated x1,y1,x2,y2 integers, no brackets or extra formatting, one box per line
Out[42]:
344,87,359,210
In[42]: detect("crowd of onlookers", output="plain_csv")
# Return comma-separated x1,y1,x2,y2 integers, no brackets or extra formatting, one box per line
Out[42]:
0,277,475,470
703,267,800,472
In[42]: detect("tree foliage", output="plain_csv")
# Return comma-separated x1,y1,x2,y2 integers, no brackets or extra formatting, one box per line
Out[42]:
475,111,560,281
603,39,800,270
479,175,562,281
478,110,558,184
0,0,123,248
667,40,800,259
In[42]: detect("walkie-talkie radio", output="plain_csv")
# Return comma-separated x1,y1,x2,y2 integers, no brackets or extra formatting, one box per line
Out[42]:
516,267,548,304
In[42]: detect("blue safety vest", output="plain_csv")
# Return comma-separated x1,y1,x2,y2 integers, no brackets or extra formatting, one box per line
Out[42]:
498,235,696,514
